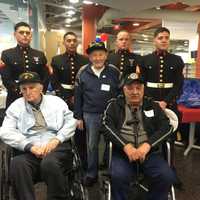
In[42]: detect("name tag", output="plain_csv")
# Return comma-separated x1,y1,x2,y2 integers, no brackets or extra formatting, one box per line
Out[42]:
101,84,110,91
144,110,154,117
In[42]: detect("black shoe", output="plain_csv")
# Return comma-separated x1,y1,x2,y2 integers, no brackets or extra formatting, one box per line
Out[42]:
84,176,98,187
172,167,185,191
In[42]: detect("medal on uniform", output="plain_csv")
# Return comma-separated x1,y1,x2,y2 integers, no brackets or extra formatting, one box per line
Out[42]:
129,58,134,67
33,57,39,64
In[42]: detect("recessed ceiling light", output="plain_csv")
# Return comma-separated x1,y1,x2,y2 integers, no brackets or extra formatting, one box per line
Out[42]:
67,10,76,16
65,18,72,23
156,6,161,10
69,0,79,3
51,29,66,33
65,24,71,27
133,22,140,26
142,34,148,37
83,0,93,5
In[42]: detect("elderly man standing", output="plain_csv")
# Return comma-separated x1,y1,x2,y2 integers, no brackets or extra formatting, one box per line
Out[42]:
74,41,120,186
0,71,76,200
102,73,176,200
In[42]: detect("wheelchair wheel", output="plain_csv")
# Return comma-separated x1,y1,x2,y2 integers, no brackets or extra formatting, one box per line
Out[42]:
67,144,88,200
101,179,111,200
69,180,88,200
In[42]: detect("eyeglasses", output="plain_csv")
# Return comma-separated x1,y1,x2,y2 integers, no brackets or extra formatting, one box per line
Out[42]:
17,31,31,36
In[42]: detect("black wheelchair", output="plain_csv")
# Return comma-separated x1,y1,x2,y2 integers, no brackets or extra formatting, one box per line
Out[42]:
0,137,88,200
100,109,178,200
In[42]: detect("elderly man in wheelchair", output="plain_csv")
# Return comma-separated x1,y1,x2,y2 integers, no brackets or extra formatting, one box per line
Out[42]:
0,71,77,200
102,73,177,200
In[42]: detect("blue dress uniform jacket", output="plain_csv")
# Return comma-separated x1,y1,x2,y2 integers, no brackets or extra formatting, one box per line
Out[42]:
141,51,184,106
1,45,49,107
74,64,120,120
107,50,142,77
51,52,89,99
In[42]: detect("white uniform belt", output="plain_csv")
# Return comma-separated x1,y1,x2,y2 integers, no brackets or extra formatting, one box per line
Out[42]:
61,84,74,90
147,82,173,88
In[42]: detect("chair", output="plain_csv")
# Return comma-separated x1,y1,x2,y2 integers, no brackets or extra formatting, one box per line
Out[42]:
101,108,178,200
0,137,88,200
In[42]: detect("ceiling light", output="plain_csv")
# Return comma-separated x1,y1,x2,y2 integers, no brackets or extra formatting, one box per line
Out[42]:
144,38,149,41
69,0,79,3
67,10,76,16
142,34,148,37
65,18,73,23
83,0,93,5
156,6,161,10
51,29,66,33
65,24,71,27
65,17,77,24
133,23,140,26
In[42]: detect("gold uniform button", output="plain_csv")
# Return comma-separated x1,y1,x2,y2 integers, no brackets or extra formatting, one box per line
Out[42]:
160,60,164,63
25,55,28,58
121,58,124,61
160,79,163,82
72,71,75,74
23,51,27,54
25,60,29,63
70,57,74,61
71,66,74,69
160,56,163,59
71,62,74,65
121,54,124,58
160,65,163,68
160,74,163,78
25,65,29,68
120,62,124,65
160,69,163,72
120,67,123,70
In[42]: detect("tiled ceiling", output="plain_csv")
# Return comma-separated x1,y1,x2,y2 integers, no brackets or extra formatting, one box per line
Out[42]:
42,0,83,30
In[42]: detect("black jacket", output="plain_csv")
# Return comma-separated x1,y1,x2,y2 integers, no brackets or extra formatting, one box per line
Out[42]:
141,51,184,105
107,50,142,77
1,45,49,107
102,95,172,151
50,52,89,99
74,64,120,119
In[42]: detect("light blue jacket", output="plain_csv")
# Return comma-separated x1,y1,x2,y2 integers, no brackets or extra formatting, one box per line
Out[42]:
0,95,76,151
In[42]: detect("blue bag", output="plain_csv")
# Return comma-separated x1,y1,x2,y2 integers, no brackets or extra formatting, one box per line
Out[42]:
177,79,200,108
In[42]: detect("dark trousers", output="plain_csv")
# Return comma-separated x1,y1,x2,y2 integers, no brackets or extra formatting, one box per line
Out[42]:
10,142,72,200
111,151,176,200
74,128,87,170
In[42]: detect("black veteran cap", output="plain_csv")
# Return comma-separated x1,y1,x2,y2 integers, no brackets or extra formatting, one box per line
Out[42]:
86,41,107,54
121,73,144,87
18,71,41,85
